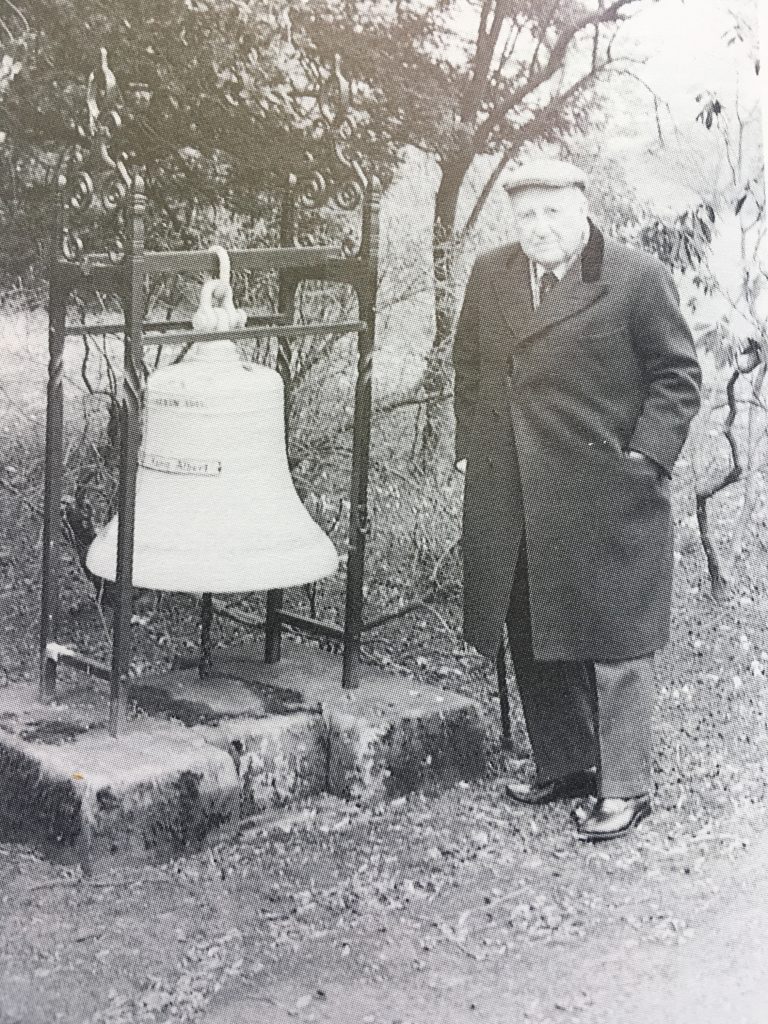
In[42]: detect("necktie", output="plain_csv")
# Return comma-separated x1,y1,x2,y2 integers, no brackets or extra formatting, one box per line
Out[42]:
539,270,558,303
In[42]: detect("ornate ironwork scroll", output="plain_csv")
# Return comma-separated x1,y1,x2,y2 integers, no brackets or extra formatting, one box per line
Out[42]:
59,47,133,265
294,53,370,218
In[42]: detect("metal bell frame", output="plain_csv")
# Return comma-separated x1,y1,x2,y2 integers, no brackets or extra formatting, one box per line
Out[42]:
40,52,381,736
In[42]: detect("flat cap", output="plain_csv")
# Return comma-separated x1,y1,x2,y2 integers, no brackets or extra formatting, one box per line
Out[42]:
503,158,588,195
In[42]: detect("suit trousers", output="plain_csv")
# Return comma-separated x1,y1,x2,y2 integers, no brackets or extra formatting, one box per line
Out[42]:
505,539,655,799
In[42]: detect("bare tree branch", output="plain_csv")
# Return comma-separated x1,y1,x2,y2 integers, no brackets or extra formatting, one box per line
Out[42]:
524,1,563,83
615,67,672,145
696,369,743,599
497,13,526,73
460,0,514,128
728,362,768,570
475,0,637,151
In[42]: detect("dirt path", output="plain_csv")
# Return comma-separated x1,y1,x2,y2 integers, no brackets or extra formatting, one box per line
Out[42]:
203,825,768,1024
562,832,768,1024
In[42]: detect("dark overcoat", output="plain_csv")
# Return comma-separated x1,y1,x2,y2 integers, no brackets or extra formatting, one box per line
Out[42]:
453,223,702,662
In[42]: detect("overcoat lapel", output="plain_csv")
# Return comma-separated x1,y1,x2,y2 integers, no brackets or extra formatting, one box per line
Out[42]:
490,221,609,343
490,245,534,337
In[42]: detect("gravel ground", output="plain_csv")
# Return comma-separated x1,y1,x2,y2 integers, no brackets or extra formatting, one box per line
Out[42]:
203,824,768,1024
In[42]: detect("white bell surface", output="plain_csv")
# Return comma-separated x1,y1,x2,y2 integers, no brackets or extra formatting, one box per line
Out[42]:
86,352,339,593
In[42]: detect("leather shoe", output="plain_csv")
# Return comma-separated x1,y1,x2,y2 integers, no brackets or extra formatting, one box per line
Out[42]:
505,769,596,805
577,796,651,841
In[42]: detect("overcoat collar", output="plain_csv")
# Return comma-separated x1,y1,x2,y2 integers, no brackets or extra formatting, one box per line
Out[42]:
491,219,608,343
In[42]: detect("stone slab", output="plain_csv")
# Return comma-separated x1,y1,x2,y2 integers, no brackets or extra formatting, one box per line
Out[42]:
128,673,269,724
196,713,326,816
0,640,487,866
325,698,487,801
0,681,105,742
127,664,309,725
0,723,239,871
214,639,488,801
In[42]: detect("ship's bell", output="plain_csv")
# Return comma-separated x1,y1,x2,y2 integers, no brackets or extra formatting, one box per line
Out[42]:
86,340,338,592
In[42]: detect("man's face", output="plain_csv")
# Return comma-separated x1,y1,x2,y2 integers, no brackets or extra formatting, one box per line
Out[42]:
509,185,588,269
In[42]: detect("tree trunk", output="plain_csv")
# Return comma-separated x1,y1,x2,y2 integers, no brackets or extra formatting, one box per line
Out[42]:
695,370,743,600
726,362,767,574
420,157,471,463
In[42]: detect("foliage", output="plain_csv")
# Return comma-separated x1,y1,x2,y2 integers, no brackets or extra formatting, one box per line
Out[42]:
3,1,327,269
638,22,767,599
289,0,459,157
1,1,652,282
640,204,715,286
641,63,765,361
0,0,28,98
0,0,410,275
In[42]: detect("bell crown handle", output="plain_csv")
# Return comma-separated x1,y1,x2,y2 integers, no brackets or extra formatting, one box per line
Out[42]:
209,243,247,330
209,244,231,289
192,245,247,333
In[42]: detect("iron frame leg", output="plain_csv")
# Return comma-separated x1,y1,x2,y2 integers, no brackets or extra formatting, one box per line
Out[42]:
199,592,214,678
40,278,67,701
496,638,513,750
265,589,283,664
109,174,146,738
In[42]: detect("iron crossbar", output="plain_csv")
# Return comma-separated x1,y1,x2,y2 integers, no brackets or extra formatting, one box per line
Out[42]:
44,643,111,682
141,320,367,348
212,600,441,639
276,611,345,641
53,247,360,301
212,600,346,642
143,245,343,277
64,313,290,340
60,245,344,280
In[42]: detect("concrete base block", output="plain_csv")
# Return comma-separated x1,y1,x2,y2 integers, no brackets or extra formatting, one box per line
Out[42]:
216,641,488,803
0,726,239,870
196,713,326,816
0,640,487,866
326,697,487,801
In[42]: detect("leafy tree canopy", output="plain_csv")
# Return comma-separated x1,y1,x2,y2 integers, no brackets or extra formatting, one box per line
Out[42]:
1,0,647,274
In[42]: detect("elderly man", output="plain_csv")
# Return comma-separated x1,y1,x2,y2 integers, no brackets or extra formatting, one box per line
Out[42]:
452,159,701,840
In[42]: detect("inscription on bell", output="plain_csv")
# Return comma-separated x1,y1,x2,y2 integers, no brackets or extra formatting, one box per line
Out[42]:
150,395,207,409
140,452,222,477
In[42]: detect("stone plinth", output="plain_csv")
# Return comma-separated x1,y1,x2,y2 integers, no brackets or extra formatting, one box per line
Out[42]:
0,640,488,869
197,713,326,816
214,641,487,802
0,722,239,871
